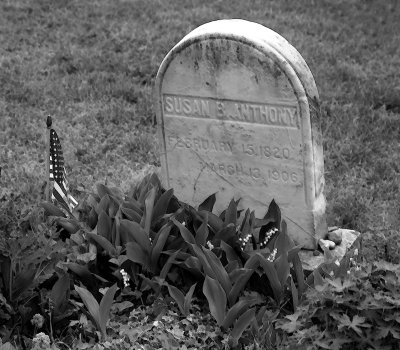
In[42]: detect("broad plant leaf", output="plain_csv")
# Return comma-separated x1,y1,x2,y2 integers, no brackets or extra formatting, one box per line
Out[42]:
110,214,117,246
88,208,98,229
290,276,299,311
224,199,238,226
225,260,240,274
75,284,118,340
107,195,120,218
87,194,100,208
74,285,101,331
191,244,215,278
137,177,154,205
203,276,226,326
150,224,172,271
41,202,67,218
168,283,197,316
275,251,290,288
228,269,254,306
240,209,251,233
120,220,151,253
258,254,282,302
126,241,150,269
199,211,223,233
55,217,80,234
253,218,273,228
159,249,181,280
96,211,112,242
151,223,171,261
120,207,142,224
167,284,185,313
98,284,119,338
195,220,209,246
290,250,306,296
202,247,231,296
0,256,11,297
114,216,121,247
220,241,240,264
263,199,281,230
274,221,294,257
143,186,156,233
122,199,143,216
67,263,99,295
215,224,236,242
67,263,93,280
50,274,70,314
12,269,36,300
96,195,110,215
140,274,164,294
180,256,203,276
87,232,116,256
229,307,256,346
96,183,111,199
198,193,217,212
152,188,174,225
172,218,196,245
244,254,260,270
222,297,259,329
183,283,197,316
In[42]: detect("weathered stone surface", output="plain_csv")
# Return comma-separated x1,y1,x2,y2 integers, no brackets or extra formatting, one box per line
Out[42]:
299,229,361,272
155,19,327,249
319,239,336,250
327,228,343,245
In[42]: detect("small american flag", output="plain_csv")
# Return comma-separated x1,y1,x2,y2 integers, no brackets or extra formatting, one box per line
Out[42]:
49,128,78,214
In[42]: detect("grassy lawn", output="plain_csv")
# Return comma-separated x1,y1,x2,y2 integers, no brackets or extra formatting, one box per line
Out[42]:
1,0,399,256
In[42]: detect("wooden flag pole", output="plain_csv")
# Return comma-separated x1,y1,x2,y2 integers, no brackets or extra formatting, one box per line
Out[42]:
46,115,52,202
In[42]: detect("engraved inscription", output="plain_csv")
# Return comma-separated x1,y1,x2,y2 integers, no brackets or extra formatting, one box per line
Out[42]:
166,133,301,187
164,94,299,128
199,160,300,185
242,144,290,159
200,161,262,180
167,136,234,153
167,136,293,160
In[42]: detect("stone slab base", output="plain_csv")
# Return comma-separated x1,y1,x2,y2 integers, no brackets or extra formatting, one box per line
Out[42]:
299,228,361,273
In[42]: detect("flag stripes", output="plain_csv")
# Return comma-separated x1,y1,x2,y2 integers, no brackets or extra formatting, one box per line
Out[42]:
49,128,77,213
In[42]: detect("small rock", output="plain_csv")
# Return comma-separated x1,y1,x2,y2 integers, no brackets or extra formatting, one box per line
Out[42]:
313,250,321,256
327,229,343,245
319,239,336,250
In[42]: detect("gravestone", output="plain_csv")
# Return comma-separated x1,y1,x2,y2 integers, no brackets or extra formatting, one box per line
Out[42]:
155,19,327,250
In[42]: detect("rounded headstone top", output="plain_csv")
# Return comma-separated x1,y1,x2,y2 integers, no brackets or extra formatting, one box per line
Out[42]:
155,19,327,249
166,19,318,100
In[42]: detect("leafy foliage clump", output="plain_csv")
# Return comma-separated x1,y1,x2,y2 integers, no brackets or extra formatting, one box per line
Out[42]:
277,261,400,350
62,173,306,348
1,173,399,350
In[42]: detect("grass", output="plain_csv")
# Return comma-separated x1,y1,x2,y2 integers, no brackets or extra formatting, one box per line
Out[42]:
1,0,400,261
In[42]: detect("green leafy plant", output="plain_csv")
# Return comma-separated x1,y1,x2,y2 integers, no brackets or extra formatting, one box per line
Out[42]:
74,284,119,341
174,196,305,306
171,195,305,347
167,282,197,316
0,216,66,345
34,173,338,349
202,275,261,347
83,175,178,277
123,221,173,275
277,260,400,349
